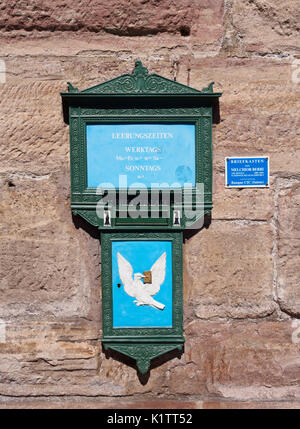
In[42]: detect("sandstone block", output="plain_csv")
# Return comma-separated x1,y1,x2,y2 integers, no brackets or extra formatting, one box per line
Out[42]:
0,172,101,321
222,0,300,57
277,179,300,317
0,0,224,41
184,221,275,319
213,173,274,220
168,320,300,400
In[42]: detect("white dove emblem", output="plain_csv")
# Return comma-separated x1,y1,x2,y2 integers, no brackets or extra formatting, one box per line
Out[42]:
117,252,166,310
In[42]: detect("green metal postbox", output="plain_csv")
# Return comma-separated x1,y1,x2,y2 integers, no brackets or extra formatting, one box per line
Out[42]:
61,61,221,374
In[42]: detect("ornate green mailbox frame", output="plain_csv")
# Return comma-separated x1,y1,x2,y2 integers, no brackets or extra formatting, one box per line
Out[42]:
101,231,183,375
61,61,221,374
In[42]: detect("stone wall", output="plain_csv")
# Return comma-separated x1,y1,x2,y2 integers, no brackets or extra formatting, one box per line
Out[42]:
0,0,299,408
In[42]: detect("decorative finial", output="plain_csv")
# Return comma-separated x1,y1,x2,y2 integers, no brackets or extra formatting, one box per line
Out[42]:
132,60,149,92
137,358,150,375
201,82,214,93
132,60,148,77
67,82,79,93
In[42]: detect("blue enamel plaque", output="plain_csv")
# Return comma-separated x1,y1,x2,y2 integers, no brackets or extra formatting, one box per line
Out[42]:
225,156,269,188
86,123,196,188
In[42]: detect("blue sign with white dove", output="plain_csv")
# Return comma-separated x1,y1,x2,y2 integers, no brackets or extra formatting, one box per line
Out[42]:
112,240,173,328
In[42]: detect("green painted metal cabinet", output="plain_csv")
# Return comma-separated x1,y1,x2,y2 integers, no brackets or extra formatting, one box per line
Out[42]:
61,61,221,373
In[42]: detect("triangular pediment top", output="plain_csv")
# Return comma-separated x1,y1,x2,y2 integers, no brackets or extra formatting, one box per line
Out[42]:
70,60,213,95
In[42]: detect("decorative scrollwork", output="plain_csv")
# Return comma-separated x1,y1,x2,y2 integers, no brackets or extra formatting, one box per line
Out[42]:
106,343,183,374
80,107,206,116
70,118,80,192
73,209,100,227
81,60,202,95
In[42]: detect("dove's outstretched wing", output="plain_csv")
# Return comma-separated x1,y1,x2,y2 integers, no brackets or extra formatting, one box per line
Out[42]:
143,252,166,297
117,253,135,297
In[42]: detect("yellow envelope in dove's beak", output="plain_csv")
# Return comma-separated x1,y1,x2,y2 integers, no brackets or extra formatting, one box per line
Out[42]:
142,271,152,284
